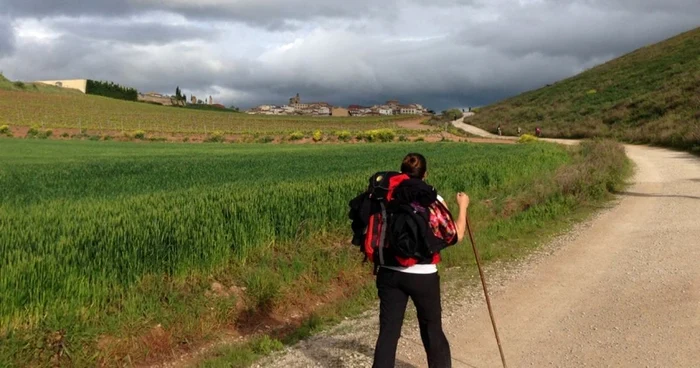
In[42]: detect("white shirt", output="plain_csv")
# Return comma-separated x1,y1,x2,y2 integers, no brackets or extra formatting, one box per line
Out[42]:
381,195,445,275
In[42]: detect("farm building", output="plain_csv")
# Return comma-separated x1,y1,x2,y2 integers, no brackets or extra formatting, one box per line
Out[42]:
331,107,349,117
398,105,421,115
138,92,175,106
36,79,88,93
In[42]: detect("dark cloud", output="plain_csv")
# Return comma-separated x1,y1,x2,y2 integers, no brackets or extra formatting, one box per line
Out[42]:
1,0,132,18
49,19,219,45
140,0,390,31
2,0,392,30
456,1,700,62
0,17,15,58
582,0,700,13
1,0,699,110
1,0,478,30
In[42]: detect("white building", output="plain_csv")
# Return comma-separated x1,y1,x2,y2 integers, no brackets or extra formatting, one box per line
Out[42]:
36,79,88,93
399,106,420,115
378,106,393,115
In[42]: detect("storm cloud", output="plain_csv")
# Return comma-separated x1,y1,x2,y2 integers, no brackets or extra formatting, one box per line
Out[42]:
0,17,15,58
49,18,221,45
0,0,698,110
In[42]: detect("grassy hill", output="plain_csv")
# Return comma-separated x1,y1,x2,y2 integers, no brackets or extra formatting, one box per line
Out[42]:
0,73,80,94
469,27,700,151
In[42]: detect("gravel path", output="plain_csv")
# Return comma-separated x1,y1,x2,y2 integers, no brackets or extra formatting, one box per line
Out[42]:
435,145,700,368
450,119,577,146
450,118,513,141
256,140,700,367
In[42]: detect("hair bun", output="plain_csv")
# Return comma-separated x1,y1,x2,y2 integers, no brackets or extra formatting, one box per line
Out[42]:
401,153,427,179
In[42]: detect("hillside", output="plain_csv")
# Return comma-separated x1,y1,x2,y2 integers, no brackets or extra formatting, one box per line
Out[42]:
469,27,700,151
0,73,80,94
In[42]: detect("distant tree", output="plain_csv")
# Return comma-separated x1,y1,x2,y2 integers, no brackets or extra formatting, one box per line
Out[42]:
173,87,188,106
442,109,464,121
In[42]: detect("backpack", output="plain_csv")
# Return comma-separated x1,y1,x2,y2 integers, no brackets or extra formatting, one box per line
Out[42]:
348,172,458,273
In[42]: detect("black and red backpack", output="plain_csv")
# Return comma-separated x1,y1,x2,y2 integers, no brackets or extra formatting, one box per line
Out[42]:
349,172,458,274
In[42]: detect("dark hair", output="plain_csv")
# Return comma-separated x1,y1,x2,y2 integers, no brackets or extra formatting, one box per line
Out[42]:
401,153,427,179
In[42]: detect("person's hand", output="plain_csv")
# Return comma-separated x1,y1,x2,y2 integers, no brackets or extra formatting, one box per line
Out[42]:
456,192,470,208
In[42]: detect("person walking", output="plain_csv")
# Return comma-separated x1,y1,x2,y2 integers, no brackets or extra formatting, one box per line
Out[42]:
350,153,470,368
497,125,502,136
517,126,522,136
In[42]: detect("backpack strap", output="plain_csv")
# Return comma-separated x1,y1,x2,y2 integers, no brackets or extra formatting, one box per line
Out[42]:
378,202,388,267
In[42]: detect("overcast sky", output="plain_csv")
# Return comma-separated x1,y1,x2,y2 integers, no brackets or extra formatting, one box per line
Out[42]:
0,0,698,110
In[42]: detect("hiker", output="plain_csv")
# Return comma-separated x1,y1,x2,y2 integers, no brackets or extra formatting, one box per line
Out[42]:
517,126,522,136
348,153,470,368
535,126,542,137
497,125,502,136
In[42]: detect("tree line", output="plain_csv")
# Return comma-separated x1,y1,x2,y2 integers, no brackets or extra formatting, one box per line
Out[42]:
86,80,138,101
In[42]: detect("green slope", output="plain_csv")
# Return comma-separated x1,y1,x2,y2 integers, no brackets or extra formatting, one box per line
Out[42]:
0,73,82,94
470,27,700,150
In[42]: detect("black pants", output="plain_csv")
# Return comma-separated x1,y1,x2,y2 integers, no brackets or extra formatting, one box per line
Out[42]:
373,268,451,368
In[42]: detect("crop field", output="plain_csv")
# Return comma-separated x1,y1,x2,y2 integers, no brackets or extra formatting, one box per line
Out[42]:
0,138,584,365
0,88,411,135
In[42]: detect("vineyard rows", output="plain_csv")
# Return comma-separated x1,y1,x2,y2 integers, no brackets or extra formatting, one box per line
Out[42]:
0,90,411,134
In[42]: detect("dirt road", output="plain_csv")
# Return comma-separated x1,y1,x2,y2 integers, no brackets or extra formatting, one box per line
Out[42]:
421,145,700,367
256,138,700,367
451,118,514,141
450,118,577,146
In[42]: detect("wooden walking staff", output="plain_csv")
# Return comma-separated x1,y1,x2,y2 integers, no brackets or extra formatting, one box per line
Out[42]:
465,213,508,368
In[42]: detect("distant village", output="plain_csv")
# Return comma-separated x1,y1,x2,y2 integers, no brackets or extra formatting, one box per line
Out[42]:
138,91,228,108
248,94,429,117
33,79,431,116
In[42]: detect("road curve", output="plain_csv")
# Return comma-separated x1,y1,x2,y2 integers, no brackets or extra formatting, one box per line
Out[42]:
451,118,578,146
452,118,513,140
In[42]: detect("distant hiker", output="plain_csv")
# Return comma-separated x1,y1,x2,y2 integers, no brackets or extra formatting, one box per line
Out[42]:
348,153,470,368
497,125,502,136
535,127,542,137
517,126,522,136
